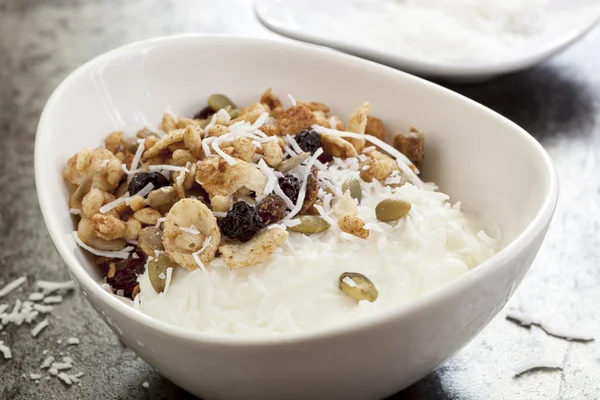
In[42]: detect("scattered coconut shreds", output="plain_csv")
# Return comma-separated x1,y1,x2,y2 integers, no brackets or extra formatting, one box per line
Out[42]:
28,292,45,302
72,232,133,259
67,337,80,345
288,94,297,106
68,208,81,215
57,372,72,385
0,276,27,298
43,296,63,305
179,225,201,235
31,318,49,337
125,140,146,182
513,359,563,377
0,341,12,359
506,309,595,342
33,304,54,313
284,148,323,221
163,268,174,295
30,373,42,380
40,356,55,369
131,183,155,199
142,381,150,389
149,165,189,173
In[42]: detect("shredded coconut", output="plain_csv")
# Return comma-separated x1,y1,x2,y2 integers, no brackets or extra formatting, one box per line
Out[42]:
31,318,49,337
72,232,133,259
513,358,563,377
0,276,27,298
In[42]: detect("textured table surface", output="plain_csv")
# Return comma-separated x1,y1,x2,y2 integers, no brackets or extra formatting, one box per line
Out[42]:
1,1,599,399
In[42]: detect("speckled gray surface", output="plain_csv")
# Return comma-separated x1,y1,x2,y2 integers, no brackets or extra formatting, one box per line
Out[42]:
0,1,599,399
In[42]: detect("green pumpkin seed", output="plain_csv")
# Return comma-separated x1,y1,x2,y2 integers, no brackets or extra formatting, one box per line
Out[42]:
339,272,378,302
228,108,241,119
287,216,330,234
375,199,411,222
148,253,177,294
342,178,362,204
208,94,236,112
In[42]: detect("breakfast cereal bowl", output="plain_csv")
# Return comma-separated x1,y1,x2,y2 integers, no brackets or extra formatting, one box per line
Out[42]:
35,35,558,400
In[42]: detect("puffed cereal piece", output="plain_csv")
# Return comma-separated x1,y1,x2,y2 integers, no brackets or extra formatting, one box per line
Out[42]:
276,104,317,136
91,214,126,241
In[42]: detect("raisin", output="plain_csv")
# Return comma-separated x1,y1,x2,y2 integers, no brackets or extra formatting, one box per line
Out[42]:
128,172,169,196
295,129,321,154
257,194,287,225
278,174,300,205
193,105,215,120
219,202,263,242
106,248,146,298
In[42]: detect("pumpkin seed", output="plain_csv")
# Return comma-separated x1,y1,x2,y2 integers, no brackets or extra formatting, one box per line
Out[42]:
342,178,362,204
339,272,378,302
148,253,177,293
277,152,310,173
208,94,236,111
139,226,164,256
375,199,411,222
229,108,241,119
287,216,330,234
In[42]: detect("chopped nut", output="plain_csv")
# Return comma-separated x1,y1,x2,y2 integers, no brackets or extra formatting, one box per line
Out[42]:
259,124,279,137
238,103,269,124
143,129,185,160
195,156,267,198
260,88,282,111
172,149,197,166
81,188,107,219
338,215,369,239
365,116,385,141
124,218,142,241
163,199,220,270
219,228,288,269
91,214,126,241
183,125,203,158
232,136,255,162
104,131,123,154
262,140,283,168
136,127,159,139
63,148,124,192
129,196,147,212
176,118,202,130
69,176,93,209
276,104,317,135
159,112,177,133
321,134,358,158
133,208,162,225
147,186,178,210
207,124,229,137
360,159,397,182
346,102,370,152
78,216,126,251
393,127,424,172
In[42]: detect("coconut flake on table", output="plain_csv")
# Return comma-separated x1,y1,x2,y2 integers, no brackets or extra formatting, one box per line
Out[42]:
513,358,563,377
505,308,595,341
0,276,27,298
35,280,76,296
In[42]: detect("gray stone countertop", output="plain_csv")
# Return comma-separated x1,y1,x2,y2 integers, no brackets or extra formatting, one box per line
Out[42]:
0,0,599,399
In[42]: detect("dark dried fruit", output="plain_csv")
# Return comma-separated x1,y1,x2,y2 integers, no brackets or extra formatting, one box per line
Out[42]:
106,248,147,298
219,201,263,242
295,129,321,154
278,174,300,205
128,172,169,197
257,194,287,225
193,105,215,120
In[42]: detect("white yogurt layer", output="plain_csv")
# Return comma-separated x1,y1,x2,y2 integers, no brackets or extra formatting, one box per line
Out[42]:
138,165,500,336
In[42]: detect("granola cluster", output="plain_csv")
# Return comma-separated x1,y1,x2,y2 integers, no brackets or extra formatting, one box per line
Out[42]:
63,89,425,298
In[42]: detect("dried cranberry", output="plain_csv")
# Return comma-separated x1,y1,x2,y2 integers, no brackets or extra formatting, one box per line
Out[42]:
278,174,300,205
193,105,215,120
128,172,169,196
256,194,287,225
219,202,263,242
295,129,321,154
106,248,146,298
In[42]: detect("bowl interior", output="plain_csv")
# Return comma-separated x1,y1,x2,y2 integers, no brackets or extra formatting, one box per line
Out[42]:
36,36,554,306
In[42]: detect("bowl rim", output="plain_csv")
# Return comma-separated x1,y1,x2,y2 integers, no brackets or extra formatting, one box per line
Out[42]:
35,33,559,346
254,0,600,79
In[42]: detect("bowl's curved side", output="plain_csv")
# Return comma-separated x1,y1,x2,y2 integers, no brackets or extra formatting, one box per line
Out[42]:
35,34,559,400
79,220,552,400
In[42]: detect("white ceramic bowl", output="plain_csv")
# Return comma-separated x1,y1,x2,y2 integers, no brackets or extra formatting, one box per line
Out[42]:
255,0,600,83
35,35,558,400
